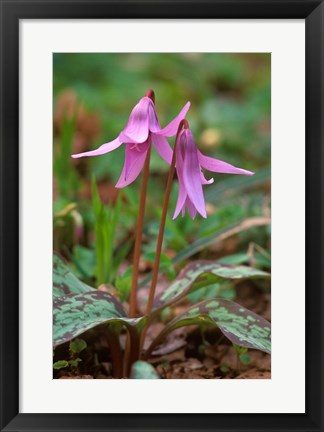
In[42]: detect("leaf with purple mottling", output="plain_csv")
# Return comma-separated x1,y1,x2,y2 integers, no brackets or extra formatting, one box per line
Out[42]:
53,291,147,346
153,260,270,311
147,299,271,355
53,253,95,297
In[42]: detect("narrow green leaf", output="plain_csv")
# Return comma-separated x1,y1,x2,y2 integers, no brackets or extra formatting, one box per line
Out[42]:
91,176,101,215
53,115,80,197
72,245,96,279
204,167,270,204
172,217,270,265
92,177,106,284
53,253,95,297
131,361,160,379
153,260,270,311
91,179,123,284
149,299,271,355
112,240,133,281
53,291,147,347
115,267,133,302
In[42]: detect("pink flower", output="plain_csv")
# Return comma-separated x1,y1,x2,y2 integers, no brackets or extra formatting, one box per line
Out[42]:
173,127,254,219
72,93,190,188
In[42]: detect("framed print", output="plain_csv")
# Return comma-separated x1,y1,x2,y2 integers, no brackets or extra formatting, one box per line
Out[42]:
0,1,323,431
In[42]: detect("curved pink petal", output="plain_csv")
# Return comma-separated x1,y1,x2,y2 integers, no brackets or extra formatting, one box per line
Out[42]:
119,97,151,144
200,171,214,185
173,139,187,219
198,150,254,176
123,141,150,180
151,134,173,164
148,103,161,133
173,183,187,219
71,137,122,158
185,198,198,219
156,102,191,137
115,144,149,189
182,130,207,218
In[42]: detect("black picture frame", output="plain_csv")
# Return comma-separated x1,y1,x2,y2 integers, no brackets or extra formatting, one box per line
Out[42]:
1,1,323,431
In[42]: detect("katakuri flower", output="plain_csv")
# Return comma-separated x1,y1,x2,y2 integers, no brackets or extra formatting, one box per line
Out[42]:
173,125,254,219
72,90,190,188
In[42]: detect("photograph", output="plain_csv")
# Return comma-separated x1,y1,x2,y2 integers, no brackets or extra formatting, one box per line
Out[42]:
2,0,324,429
52,52,271,379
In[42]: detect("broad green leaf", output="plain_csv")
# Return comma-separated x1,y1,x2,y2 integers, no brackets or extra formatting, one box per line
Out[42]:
131,361,160,379
53,291,147,346
153,260,270,311
72,245,96,279
53,360,69,370
69,358,82,367
69,338,87,354
53,253,95,297
188,283,236,304
218,253,249,265
148,299,271,355
239,354,251,365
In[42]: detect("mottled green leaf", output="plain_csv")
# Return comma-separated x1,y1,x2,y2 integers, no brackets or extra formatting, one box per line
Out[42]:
131,361,160,379
153,260,270,311
138,218,270,290
53,291,147,346
148,299,271,355
53,253,95,297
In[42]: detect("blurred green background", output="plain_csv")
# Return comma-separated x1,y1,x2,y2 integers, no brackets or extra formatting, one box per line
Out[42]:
53,53,270,296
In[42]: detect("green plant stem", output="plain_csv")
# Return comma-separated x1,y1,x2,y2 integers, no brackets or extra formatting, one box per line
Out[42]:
107,330,124,378
129,147,151,317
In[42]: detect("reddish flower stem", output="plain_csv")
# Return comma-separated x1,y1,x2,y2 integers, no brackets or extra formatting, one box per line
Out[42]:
128,90,155,318
145,120,187,317
107,330,124,378
125,90,156,375
129,146,151,317
125,327,141,377
145,89,155,104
